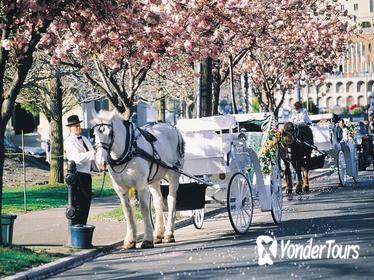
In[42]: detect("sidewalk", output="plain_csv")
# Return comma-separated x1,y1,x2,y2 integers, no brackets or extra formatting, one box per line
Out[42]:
7,194,223,280
6,195,146,280
12,195,126,248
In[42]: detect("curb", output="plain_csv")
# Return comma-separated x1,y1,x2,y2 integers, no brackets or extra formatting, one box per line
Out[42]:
5,207,225,280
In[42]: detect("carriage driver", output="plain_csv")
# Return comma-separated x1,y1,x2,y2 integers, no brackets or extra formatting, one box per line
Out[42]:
64,115,95,225
289,101,312,125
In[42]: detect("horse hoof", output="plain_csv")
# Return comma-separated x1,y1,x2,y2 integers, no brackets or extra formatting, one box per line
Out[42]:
163,235,175,243
140,240,154,249
303,186,310,193
296,188,302,195
154,236,163,244
123,241,136,250
286,189,293,195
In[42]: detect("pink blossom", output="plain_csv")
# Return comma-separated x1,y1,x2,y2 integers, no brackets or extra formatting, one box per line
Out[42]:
80,66,88,73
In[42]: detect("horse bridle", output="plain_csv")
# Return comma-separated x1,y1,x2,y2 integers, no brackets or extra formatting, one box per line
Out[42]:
90,123,114,152
90,121,136,167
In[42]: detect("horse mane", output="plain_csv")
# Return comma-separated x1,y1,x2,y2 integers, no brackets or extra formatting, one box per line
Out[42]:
91,110,125,125
297,124,314,145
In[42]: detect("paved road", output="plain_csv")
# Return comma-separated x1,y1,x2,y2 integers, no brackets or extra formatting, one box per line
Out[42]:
52,172,374,280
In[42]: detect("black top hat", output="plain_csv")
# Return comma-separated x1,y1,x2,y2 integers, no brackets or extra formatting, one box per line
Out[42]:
66,115,83,126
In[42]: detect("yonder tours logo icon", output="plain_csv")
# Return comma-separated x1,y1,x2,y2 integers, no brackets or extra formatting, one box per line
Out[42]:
256,235,360,266
256,235,278,266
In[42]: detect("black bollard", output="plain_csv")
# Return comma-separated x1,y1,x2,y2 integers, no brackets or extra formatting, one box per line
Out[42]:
65,160,77,247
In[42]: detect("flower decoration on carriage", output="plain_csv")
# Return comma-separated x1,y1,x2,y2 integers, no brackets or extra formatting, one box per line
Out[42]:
259,127,281,175
346,123,356,140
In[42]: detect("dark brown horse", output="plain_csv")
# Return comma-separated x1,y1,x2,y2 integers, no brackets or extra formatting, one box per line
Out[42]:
281,122,314,194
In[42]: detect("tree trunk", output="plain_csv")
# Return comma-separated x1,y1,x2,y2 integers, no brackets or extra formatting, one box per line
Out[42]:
180,100,187,118
49,118,64,184
157,93,166,122
212,60,221,115
0,124,5,244
229,56,238,114
123,104,133,121
187,102,194,118
194,58,213,118
201,57,212,117
49,69,64,184
242,73,250,113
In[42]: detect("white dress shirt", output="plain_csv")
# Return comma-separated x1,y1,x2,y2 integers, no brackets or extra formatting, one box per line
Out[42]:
289,108,312,125
64,133,95,174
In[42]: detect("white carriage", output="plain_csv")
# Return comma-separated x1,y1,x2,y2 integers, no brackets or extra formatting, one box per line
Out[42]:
153,113,283,234
309,114,358,186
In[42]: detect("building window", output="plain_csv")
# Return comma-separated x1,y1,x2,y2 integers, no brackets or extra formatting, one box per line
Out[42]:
346,82,353,93
354,3,358,11
336,82,343,93
358,96,365,106
361,21,371,28
370,0,374,12
369,43,372,52
357,82,364,93
337,96,344,107
347,96,354,106
94,99,109,112
326,97,332,108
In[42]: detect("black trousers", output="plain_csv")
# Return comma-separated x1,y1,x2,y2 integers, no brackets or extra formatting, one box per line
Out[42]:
72,172,92,225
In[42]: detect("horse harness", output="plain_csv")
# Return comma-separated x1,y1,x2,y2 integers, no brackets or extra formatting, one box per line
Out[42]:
283,124,327,157
91,121,181,183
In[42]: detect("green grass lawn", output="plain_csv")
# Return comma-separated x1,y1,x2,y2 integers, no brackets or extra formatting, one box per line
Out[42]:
91,203,184,222
2,174,115,214
0,245,67,276
91,205,143,222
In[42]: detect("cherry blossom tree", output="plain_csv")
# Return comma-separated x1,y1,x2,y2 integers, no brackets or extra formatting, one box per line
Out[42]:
240,0,353,119
0,0,84,244
45,0,265,118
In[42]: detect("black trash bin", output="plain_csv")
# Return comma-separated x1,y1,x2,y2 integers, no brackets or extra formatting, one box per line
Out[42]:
70,224,95,249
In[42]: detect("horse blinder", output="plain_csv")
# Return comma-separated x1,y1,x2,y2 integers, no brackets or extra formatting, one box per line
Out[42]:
91,123,114,151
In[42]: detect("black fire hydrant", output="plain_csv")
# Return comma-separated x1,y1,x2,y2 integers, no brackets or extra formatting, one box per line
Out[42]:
65,160,77,246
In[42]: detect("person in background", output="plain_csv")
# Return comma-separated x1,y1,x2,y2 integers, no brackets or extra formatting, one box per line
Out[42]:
289,101,312,125
368,113,374,135
64,115,95,225
336,118,349,143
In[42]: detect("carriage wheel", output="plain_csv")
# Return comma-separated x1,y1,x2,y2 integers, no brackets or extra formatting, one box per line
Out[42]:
271,165,283,224
227,172,253,234
337,150,348,187
192,208,205,229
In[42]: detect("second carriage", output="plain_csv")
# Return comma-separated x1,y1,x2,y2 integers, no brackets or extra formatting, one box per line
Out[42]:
308,113,358,187
151,113,283,234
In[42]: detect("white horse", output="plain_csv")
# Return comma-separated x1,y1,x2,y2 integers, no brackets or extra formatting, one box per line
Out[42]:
91,110,184,249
